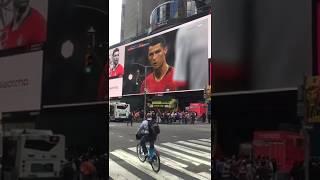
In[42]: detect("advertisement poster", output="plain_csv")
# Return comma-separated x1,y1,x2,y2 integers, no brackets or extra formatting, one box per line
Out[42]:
0,51,43,112
122,16,209,95
0,0,48,50
109,46,125,97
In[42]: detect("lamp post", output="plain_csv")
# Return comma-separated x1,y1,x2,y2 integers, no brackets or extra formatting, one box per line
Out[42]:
132,63,152,119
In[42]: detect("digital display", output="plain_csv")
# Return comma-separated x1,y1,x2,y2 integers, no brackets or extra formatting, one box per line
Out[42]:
0,50,43,112
109,15,210,96
109,46,125,97
0,0,48,50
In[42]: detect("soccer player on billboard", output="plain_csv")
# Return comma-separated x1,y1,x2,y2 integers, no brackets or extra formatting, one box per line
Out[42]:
109,47,124,78
0,0,46,49
140,36,185,93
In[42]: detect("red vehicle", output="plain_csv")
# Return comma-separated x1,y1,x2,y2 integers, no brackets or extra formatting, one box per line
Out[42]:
187,103,207,117
253,131,304,173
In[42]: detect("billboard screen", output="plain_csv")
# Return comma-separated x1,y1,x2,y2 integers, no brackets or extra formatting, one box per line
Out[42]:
0,50,43,112
121,15,210,95
109,46,125,97
212,0,312,93
0,0,48,50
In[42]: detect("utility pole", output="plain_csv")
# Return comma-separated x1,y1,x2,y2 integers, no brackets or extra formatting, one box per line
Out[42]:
133,63,152,119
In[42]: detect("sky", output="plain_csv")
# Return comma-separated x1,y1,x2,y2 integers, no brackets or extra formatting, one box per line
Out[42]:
109,0,122,47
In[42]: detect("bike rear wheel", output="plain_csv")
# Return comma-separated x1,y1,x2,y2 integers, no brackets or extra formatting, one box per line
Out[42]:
136,144,146,162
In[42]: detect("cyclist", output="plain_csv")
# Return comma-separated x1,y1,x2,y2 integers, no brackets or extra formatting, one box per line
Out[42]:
137,113,158,161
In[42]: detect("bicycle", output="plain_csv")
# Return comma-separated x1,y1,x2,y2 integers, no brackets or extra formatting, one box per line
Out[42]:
136,142,161,173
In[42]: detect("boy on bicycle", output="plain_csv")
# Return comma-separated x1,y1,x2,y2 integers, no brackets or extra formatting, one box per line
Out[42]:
137,113,159,161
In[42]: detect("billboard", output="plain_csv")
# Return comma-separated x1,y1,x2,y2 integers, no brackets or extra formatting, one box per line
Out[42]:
0,0,48,50
109,46,125,97
0,50,43,112
212,0,312,93
119,15,210,96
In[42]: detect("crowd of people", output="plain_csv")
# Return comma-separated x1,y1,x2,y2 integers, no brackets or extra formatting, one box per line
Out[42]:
62,148,107,180
214,155,278,180
130,109,209,124
214,155,320,180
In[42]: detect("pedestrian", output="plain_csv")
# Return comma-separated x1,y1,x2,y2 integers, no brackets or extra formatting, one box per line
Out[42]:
202,113,206,123
127,112,133,126
186,112,190,124
191,112,196,124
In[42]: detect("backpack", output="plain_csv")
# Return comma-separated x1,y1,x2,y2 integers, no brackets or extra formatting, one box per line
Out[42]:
148,120,160,135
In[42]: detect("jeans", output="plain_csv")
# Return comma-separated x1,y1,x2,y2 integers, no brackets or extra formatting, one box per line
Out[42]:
140,135,155,155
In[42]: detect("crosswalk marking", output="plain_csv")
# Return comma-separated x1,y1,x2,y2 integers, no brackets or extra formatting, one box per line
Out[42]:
155,145,211,166
187,140,211,146
109,158,141,180
110,138,212,180
111,149,183,180
198,139,211,143
198,172,211,179
128,147,189,168
176,141,211,151
127,147,210,180
161,142,211,159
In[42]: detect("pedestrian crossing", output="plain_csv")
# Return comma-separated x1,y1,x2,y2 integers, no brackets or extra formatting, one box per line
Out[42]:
109,138,212,180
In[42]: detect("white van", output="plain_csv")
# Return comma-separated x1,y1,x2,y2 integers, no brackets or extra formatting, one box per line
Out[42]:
109,102,130,122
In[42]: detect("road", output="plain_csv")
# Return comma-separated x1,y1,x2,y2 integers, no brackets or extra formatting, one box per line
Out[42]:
109,122,212,180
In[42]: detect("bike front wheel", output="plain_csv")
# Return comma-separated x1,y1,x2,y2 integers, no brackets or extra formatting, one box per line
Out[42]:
136,144,146,162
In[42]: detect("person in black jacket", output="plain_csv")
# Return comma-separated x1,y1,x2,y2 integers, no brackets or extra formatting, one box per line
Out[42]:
127,112,133,126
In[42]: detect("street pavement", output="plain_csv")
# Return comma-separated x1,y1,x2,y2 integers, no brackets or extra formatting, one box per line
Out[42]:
109,122,212,180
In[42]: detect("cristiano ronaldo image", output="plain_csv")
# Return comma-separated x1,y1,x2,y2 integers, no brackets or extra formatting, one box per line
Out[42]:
140,36,185,93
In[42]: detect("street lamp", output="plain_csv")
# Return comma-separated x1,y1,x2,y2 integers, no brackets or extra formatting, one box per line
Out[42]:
132,63,152,119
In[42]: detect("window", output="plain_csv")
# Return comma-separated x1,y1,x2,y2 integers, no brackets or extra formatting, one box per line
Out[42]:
117,105,128,109
25,140,58,151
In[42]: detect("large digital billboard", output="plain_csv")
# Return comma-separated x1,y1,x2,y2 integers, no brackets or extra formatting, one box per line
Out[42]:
109,46,125,97
109,15,210,97
0,50,43,112
0,0,48,50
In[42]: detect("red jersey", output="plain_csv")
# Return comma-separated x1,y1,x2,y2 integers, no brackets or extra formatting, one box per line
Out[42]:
109,64,124,78
140,67,178,93
1,8,46,49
